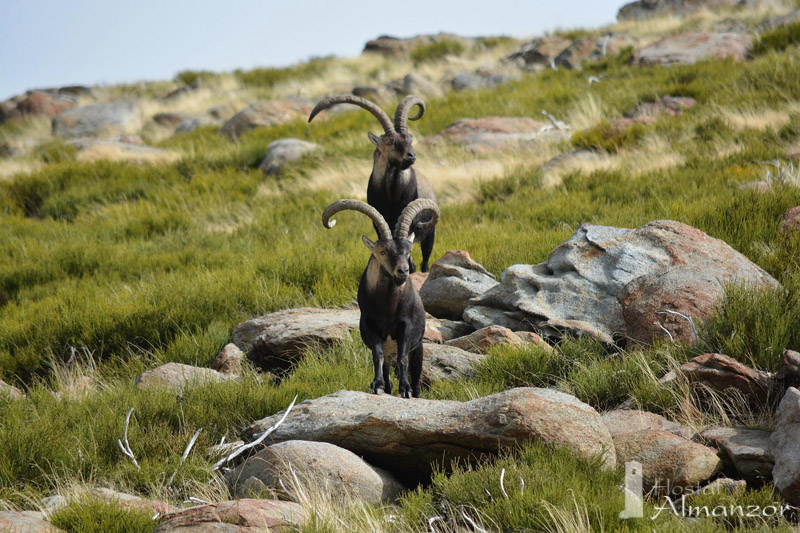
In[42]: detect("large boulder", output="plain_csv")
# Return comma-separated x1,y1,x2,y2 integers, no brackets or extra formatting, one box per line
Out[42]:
383,342,488,385
423,316,474,343
679,353,774,405
554,34,636,69
226,440,404,503
450,72,517,92
136,362,237,394
0,511,64,532
700,426,774,485
465,221,779,346
221,100,312,140
155,499,303,532
445,325,551,354
243,388,616,481
259,138,320,175
433,116,568,153
0,91,75,123
233,308,359,372
612,429,722,491
618,0,752,21
53,102,142,138
772,387,800,506
363,33,472,58
419,250,497,319
631,32,752,66
507,36,572,68
601,409,693,439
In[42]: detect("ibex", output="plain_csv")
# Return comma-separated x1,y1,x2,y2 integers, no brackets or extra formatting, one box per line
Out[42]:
322,198,440,398
309,95,438,272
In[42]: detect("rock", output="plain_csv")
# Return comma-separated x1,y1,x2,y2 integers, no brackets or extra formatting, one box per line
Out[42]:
679,353,773,405
451,72,517,92
539,150,602,186
771,387,800,506
153,112,189,127
0,511,65,532
445,325,551,354
155,499,303,532
625,96,696,120
221,100,312,140
410,272,428,292
175,115,217,133
699,426,774,485
363,33,471,58
208,105,236,121
233,308,360,372
212,343,246,374
554,34,636,69
613,429,722,491
435,116,568,153
0,378,23,399
226,440,404,503
388,73,444,99
700,477,746,494
259,138,320,176
136,362,237,394
601,409,693,439
383,342,488,385
423,316,474,343
57,85,92,97
0,91,75,123
242,387,616,481
466,221,778,345
419,250,497,319
631,32,752,66
618,0,751,21
53,102,142,139
780,206,800,236
507,36,572,67
784,349,800,380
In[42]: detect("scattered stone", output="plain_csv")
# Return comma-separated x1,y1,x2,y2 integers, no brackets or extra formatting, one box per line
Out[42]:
631,32,752,66
233,308,360,372
771,387,800,506
554,34,636,69
153,112,189,127
434,116,568,153
618,0,751,21
445,325,551,354
451,72,517,92
0,378,23,399
0,91,75,123
212,343,246,374
57,85,92,97
221,100,312,140
155,499,304,532
387,73,444,99
700,426,774,485
208,105,236,121
136,362,237,394
383,342,487,385
613,429,722,491
243,388,616,481
259,138,320,176
701,477,747,494
601,409,693,439
507,36,572,68
423,315,474,343
419,250,497,319
0,510,65,532
780,206,800,236
679,353,773,405
226,440,405,503
625,96,696,120
466,221,778,345
175,115,217,133
53,102,142,139
363,33,471,58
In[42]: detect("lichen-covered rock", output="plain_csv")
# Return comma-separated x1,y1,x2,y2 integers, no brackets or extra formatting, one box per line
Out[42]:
226,440,404,503
618,0,752,21
212,343,246,374
0,91,75,123
155,499,303,532
465,221,779,346
221,100,312,140
423,316,474,343
243,388,616,480
601,409,693,440
434,116,568,152
554,34,636,69
136,362,237,394
507,36,572,67
679,353,774,405
631,32,752,66
53,102,142,138
700,426,774,485
232,308,359,372
772,387,800,506
445,325,551,354
0,511,65,533
259,138,320,175
383,342,487,385
419,250,497,319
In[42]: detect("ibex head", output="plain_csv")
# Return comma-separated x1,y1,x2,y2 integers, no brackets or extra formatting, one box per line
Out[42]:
309,95,425,170
322,198,439,286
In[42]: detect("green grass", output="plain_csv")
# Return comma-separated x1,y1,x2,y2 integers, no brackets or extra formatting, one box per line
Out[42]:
234,56,333,88
410,39,467,64
50,499,157,533
753,21,800,56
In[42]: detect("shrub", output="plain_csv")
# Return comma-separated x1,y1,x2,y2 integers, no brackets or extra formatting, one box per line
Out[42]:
33,138,77,164
410,39,466,63
752,21,800,55
571,119,650,153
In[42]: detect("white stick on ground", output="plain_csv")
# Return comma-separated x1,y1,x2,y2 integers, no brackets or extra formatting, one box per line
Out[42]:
499,468,508,499
168,427,203,485
460,506,487,533
212,395,298,470
657,309,698,339
117,407,140,471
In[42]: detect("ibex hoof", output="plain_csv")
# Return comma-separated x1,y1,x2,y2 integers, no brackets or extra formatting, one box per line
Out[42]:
370,380,386,395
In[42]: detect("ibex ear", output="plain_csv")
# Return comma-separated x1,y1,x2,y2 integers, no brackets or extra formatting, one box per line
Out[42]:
406,232,415,243
361,235,375,251
367,132,379,146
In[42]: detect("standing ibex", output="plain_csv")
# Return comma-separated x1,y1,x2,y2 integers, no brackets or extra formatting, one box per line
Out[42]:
322,198,440,398
309,95,438,272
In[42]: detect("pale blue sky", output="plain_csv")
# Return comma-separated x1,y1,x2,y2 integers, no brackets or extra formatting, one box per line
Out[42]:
0,0,628,100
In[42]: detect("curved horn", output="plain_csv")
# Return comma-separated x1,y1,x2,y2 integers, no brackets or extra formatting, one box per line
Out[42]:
394,96,426,134
322,199,392,242
308,94,394,134
395,199,439,240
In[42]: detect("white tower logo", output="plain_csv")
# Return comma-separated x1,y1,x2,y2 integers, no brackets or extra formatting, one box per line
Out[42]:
620,461,643,519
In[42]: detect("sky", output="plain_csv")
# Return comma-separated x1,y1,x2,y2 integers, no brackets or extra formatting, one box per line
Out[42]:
0,0,629,100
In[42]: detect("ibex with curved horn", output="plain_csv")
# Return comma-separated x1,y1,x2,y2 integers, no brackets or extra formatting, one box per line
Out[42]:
310,95,438,272
323,198,440,398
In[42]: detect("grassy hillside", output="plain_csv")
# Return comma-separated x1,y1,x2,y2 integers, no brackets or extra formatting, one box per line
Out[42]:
2,4,800,532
